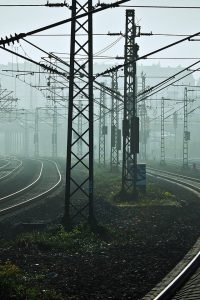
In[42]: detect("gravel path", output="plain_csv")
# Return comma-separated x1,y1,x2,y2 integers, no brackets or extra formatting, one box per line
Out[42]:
1,179,200,299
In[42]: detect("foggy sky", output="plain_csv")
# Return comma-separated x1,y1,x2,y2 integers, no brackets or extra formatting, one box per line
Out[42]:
0,0,199,77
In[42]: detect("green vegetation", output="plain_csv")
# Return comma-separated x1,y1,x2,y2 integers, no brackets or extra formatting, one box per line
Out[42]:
95,167,180,206
95,167,121,201
0,225,113,300
0,168,181,299
16,224,108,253
0,261,63,300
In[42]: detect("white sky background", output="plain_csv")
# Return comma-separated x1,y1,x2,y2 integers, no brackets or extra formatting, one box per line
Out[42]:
0,0,200,78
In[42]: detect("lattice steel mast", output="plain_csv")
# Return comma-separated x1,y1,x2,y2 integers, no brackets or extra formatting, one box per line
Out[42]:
122,9,139,195
77,100,83,157
183,87,189,168
140,72,147,161
63,0,95,228
99,84,107,166
24,111,29,157
110,70,119,171
34,108,39,157
52,105,58,158
160,97,165,165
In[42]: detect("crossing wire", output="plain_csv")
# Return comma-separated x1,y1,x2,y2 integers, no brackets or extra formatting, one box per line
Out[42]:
0,0,130,47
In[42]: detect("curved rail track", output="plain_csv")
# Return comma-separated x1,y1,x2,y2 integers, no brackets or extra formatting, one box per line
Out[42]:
0,159,62,219
147,167,200,300
0,158,22,181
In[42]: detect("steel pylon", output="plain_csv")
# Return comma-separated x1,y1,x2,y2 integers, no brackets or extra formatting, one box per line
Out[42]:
160,97,165,165
63,0,95,228
34,108,39,157
52,105,58,158
110,70,120,172
99,83,107,166
140,72,147,161
183,87,189,168
122,9,139,194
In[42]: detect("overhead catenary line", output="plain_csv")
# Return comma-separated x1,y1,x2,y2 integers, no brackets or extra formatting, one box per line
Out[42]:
95,31,200,78
21,38,124,102
0,46,66,76
0,4,45,6
0,0,130,47
138,68,199,104
0,4,200,9
31,32,199,38
119,5,200,9
137,59,200,98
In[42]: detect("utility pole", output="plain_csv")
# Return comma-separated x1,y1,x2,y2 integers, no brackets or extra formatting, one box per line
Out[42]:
99,84,107,166
122,9,139,196
5,131,10,155
24,111,29,157
77,100,83,157
34,108,39,157
160,97,165,165
183,87,189,168
173,112,177,159
110,70,119,171
140,72,147,161
63,0,95,228
52,105,58,158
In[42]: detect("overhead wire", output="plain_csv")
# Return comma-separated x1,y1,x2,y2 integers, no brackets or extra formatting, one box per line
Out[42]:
0,0,131,46
137,60,200,99
138,68,199,104
21,38,124,102
95,31,200,78
119,5,200,9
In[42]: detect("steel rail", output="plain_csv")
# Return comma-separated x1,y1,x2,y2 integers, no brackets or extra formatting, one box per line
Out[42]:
148,167,200,184
0,160,62,216
0,159,10,170
0,160,43,202
148,168,200,300
0,159,22,181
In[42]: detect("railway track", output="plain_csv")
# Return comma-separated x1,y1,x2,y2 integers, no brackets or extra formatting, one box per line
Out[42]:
0,158,41,198
0,158,22,181
146,168,200,300
0,159,62,220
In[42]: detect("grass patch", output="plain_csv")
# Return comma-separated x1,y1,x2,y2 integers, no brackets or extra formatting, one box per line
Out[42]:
0,261,63,300
95,167,121,202
16,224,110,254
0,225,113,300
95,167,180,207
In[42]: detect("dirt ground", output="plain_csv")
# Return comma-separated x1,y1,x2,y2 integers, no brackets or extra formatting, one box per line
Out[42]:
1,176,200,300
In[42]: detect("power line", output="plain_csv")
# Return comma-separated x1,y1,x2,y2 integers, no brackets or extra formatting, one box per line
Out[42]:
0,46,65,76
143,33,200,37
21,38,124,102
137,60,200,98
0,0,130,46
31,32,200,38
0,4,45,6
32,33,122,37
138,68,198,104
1,4,200,9
120,5,200,9
0,1,69,7
95,31,200,78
